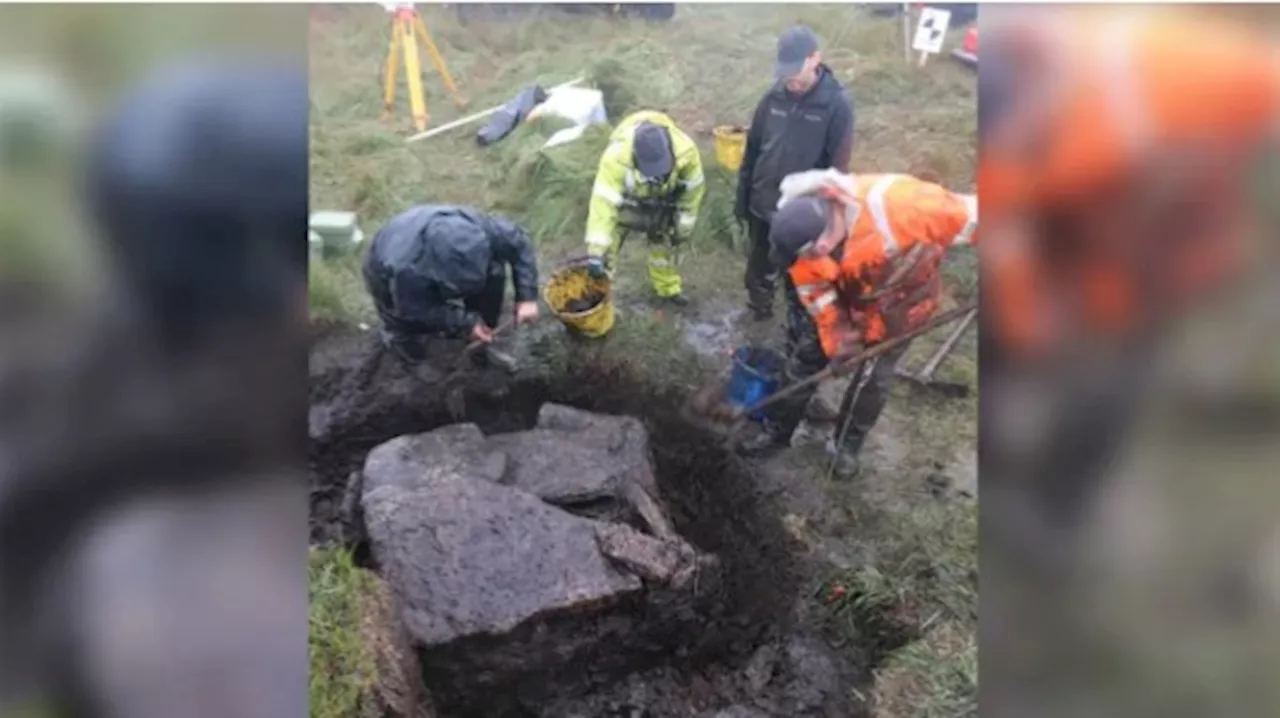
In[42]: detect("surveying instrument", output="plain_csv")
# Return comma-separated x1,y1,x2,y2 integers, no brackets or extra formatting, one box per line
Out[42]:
381,2,466,133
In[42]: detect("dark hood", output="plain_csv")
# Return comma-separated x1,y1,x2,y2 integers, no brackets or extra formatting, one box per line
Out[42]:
419,212,492,298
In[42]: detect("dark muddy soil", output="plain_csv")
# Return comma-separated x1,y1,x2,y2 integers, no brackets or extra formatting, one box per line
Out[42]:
566,291,606,314
309,327,875,717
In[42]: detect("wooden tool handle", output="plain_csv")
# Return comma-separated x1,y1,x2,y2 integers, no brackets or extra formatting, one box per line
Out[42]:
463,318,514,354
734,302,978,419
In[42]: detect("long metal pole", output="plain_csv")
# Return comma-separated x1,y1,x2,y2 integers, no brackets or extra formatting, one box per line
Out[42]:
733,302,977,420
917,307,978,379
902,3,912,63
405,75,586,143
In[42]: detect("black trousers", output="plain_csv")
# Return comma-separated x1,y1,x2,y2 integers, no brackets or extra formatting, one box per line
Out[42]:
381,267,507,363
766,277,912,454
744,215,780,316
981,336,1152,535
464,267,508,330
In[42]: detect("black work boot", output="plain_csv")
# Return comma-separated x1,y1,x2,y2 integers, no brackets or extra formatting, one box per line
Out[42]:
665,293,690,307
823,437,862,481
734,421,789,457
746,290,774,321
381,329,426,364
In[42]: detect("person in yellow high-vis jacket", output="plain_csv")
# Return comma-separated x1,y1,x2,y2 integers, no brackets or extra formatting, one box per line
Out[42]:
584,110,705,306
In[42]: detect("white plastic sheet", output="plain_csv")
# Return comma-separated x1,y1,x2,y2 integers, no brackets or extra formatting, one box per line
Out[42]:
527,86,609,149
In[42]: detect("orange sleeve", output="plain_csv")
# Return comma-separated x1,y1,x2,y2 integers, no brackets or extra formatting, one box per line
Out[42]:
789,257,856,358
895,180,977,249
922,185,977,248
982,217,1048,359
978,156,1034,220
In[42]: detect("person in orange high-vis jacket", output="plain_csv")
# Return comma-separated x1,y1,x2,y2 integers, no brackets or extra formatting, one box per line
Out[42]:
980,7,1280,363
737,169,976,478
978,7,1280,543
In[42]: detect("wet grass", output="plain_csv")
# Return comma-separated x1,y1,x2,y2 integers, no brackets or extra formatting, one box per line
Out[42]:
820,499,978,717
307,2,976,337
309,547,382,718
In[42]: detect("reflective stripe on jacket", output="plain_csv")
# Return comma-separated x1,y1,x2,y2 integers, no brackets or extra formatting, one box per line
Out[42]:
788,173,976,357
980,9,1278,359
585,110,706,254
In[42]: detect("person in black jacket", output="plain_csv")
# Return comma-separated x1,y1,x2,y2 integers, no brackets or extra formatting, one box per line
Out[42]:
736,25,855,321
1,60,309,718
362,204,541,369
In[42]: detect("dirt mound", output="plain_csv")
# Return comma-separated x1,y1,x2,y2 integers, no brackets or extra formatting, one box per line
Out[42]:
565,291,605,313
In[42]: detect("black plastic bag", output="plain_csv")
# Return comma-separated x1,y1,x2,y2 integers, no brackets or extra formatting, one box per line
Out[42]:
476,84,548,147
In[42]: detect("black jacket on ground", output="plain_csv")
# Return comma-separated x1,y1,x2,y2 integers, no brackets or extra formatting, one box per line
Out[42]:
735,64,855,222
363,205,538,338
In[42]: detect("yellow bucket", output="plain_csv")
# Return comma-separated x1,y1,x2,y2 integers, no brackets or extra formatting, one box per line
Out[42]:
713,125,748,172
542,259,616,338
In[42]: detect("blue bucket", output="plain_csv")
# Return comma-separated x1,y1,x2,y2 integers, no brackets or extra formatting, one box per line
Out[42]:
728,346,784,422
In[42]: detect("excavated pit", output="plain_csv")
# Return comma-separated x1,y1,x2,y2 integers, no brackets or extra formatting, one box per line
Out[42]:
308,327,829,716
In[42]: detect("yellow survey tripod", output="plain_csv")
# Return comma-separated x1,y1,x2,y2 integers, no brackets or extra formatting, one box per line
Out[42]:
381,3,466,133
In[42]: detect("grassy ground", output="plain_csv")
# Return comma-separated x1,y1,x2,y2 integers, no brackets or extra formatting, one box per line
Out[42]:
309,4,977,715
310,546,425,718
309,547,382,718
308,2,975,322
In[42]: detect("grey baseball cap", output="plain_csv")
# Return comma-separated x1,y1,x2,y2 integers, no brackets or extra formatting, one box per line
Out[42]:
768,195,831,267
775,25,820,81
632,122,674,181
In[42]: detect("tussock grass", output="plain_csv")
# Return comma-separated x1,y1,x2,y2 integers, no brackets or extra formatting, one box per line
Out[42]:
823,500,978,717
309,253,373,326
308,547,385,718
308,3,977,324
870,619,978,718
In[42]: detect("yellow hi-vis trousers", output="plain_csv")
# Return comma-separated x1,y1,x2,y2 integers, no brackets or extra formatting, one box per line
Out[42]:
597,231,682,298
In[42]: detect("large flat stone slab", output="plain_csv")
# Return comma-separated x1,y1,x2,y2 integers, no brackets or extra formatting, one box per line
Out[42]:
358,406,722,713
363,470,642,647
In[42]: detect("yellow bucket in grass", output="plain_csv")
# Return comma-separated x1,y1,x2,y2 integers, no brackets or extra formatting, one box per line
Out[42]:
542,258,615,338
713,125,747,172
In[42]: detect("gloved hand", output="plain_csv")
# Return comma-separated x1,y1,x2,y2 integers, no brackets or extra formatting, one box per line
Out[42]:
586,257,608,279
829,334,865,375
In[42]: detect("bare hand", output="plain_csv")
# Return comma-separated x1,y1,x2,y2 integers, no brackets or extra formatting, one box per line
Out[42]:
514,300,540,325
471,321,495,344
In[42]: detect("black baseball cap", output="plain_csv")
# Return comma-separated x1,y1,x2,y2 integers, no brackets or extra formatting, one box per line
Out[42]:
775,25,820,81
768,196,831,267
633,122,674,181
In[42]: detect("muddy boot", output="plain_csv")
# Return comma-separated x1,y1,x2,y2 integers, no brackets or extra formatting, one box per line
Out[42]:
655,293,689,308
823,438,861,480
734,422,789,457
748,302,774,322
381,329,425,364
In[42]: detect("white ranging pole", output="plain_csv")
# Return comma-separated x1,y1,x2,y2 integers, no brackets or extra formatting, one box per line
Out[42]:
405,76,587,143
902,3,912,63
911,6,951,67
